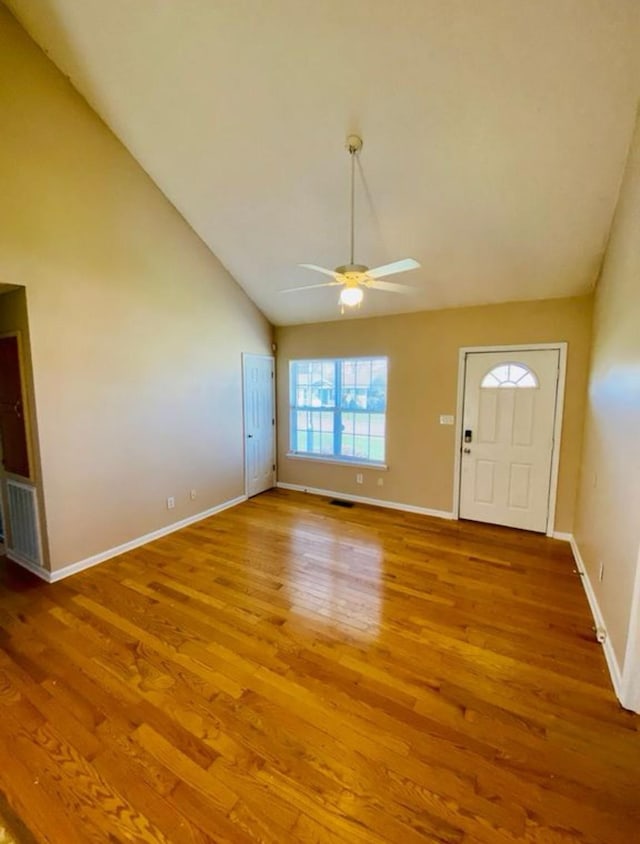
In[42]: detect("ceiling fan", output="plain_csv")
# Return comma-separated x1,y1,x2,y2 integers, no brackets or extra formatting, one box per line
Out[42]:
280,135,420,311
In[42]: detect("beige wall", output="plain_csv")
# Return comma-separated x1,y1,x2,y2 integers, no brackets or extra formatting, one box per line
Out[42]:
276,296,592,533
0,8,272,571
574,112,640,672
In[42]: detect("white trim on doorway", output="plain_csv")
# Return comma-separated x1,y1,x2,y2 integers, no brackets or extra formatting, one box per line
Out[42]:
621,544,640,713
452,343,567,536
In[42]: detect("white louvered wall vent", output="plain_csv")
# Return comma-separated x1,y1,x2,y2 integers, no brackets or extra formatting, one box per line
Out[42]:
7,480,43,568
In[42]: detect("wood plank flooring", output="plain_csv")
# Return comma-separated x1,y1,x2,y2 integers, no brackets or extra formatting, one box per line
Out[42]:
0,488,638,842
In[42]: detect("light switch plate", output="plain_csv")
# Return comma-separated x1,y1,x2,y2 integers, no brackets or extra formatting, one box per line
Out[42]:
439,415,455,426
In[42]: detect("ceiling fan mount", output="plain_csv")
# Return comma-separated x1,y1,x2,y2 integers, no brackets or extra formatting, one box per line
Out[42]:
346,134,363,155
334,265,368,278
280,134,420,311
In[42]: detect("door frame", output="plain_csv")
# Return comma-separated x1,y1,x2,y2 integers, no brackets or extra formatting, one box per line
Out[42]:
621,543,640,713
242,353,276,498
452,343,567,537
0,474,5,546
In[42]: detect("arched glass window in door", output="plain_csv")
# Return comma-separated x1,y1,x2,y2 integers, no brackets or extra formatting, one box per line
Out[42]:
481,362,538,388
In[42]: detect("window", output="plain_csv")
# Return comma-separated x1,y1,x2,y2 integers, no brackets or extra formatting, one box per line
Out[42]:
289,357,387,465
481,362,538,388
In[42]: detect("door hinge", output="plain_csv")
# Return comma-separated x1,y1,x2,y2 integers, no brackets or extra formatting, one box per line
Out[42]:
272,418,275,425
272,464,276,471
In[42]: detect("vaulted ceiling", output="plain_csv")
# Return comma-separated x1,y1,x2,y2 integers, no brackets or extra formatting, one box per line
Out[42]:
5,0,640,325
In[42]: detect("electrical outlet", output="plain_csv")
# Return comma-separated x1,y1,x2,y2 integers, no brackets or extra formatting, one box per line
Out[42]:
377,477,384,487
167,496,175,510
190,489,197,501
356,473,363,484
598,562,605,582
439,414,455,425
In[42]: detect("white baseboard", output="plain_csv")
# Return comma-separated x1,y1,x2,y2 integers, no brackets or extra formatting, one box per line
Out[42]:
276,482,454,521
568,534,624,702
6,550,49,582
552,531,573,542
6,494,247,584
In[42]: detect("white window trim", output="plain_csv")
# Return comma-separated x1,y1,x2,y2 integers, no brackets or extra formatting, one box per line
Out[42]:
289,356,388,466
286,452,388,470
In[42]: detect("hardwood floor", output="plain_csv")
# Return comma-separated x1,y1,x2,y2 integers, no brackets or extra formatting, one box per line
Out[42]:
0,488,637,843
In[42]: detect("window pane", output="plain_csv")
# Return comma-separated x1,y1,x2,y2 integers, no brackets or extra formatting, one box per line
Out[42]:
481,373,500,387
492,365,510,382
371,358,386,383
481,362,538,389
342,359,356,387
369,437,385,462
368,383,386,411
341,389,359,409
338,358,387,411
291,359,336,407
518,373,537,387
311,378,334,406
319,411,332,432
370,413,385,436
341,436,355,456
355,360,372,387
354,436,370,459
354,414,370,436
291,409,334,454
369,358,387,411
341,412,355,435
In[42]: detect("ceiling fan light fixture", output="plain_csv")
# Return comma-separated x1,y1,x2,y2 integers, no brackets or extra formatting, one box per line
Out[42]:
339,286,364,307
281,134,420,309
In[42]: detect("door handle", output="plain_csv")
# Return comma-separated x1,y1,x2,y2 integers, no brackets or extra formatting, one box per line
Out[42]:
247,434,253,439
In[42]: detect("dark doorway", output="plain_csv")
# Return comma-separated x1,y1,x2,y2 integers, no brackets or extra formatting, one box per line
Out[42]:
0,336,30,478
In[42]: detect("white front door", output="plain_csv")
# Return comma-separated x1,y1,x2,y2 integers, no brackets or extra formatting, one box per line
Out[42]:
459,349,560,533
243,354,276,498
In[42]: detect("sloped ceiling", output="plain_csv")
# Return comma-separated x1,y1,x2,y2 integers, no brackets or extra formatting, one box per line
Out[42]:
5,0,640,325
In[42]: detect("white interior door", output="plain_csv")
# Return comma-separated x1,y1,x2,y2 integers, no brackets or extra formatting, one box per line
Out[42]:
243,354,276,498
459,349,560,533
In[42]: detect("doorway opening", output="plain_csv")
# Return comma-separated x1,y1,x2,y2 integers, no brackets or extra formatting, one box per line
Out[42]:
0,285,45,570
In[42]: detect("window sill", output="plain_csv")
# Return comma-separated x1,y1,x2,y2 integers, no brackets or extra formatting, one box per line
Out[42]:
285,453,388,471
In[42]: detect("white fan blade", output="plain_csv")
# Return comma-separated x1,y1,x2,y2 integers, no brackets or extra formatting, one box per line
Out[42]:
279,282,340,294
368,279,414,294
299,263,339,279
366,258,420,279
